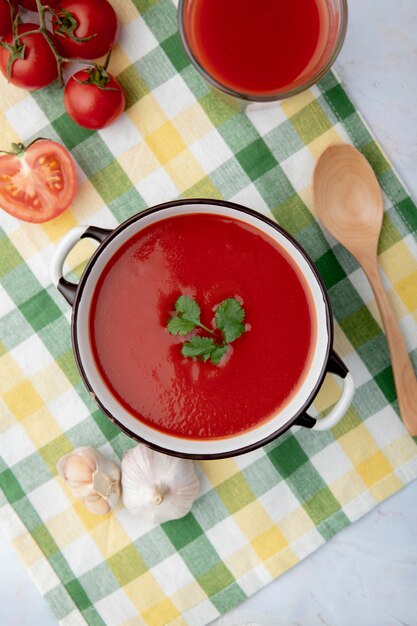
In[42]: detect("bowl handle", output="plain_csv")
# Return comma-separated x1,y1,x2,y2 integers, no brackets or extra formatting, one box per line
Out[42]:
295,351,355,431
50,225,112,306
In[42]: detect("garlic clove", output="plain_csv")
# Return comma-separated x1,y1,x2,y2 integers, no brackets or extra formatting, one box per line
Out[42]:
83,493,101,503
57,447,121,516
121,444,200,524
69,483,97,499
57,447,97,483
95,455,121,511
83,494,111,516
63,454,94,484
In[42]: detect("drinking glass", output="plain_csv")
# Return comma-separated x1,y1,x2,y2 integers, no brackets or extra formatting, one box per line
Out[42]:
178,0,348,104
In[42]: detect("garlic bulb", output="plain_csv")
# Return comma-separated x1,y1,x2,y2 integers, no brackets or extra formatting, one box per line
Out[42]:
57,447,120,515
121,444,200,524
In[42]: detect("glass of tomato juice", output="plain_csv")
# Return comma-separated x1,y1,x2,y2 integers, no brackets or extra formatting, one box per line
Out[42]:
178,0,348,103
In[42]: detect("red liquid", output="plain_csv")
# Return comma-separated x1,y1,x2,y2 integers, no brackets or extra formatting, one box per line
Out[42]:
90,214,316,439
184,0,329,96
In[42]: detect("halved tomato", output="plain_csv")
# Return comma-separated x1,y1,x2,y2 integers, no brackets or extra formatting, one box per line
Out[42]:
0,139,77,223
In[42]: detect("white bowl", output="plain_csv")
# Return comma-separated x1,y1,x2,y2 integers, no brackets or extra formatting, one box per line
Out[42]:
51,199,354,458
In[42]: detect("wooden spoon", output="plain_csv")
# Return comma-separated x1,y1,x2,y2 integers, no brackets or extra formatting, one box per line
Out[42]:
313,143,417,436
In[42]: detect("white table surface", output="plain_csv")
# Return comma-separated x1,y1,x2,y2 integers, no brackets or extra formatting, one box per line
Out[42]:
1,1,417,625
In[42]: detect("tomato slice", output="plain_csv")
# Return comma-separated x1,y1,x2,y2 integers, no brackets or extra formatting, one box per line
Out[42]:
0,139,77,223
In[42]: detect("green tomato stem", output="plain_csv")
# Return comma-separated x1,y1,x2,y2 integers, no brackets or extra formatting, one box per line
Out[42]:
4,1,113,90
26,1,97,87
0,138,48,156
35,0,66,85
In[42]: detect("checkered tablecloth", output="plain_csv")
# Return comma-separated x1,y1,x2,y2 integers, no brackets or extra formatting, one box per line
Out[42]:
1,1,417,625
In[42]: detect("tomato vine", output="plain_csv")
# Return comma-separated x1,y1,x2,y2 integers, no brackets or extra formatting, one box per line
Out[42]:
0,0,104,86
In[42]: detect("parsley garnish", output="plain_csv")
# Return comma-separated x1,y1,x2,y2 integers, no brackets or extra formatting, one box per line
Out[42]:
167,295,246,365
167,295,213,335
181,336,217,361
215,298,246,343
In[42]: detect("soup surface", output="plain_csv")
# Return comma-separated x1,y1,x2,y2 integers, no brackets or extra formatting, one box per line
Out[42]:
89,213,316,439
183,0,329,96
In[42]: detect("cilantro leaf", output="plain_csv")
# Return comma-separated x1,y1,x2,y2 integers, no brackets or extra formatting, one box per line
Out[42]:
167,295,201,336
168,294,246,366
175,295,201,325
181,336,217,362
215,298,246,343
209,344,228,365
167,316,196,336
167,295,213,336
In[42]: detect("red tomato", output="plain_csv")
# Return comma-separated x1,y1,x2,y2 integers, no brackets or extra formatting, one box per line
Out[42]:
19,0,58,9
52,0,118,60
0,140,77,223
0,24,58,90
64,68,125,129
0,0,17,37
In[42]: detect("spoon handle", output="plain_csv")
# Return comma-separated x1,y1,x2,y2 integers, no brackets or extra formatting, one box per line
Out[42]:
364,261,417,436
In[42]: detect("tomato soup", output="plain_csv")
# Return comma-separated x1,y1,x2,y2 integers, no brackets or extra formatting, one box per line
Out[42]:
89,214,316,439
183,0,329,96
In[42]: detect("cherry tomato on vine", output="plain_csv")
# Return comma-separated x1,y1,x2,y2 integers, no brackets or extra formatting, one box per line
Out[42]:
52,0,118,60
0,0,18,38
19,0,58,10
64,66,125,130
0,139,77,223
0,23,58,90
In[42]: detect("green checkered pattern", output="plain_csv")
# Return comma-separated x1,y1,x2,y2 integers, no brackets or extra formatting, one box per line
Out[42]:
1,1,417,625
